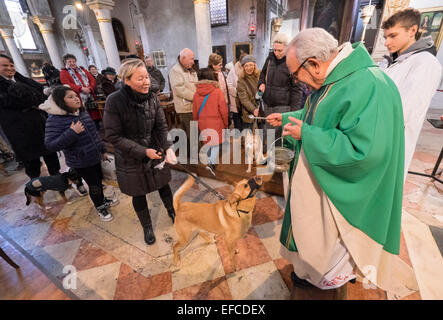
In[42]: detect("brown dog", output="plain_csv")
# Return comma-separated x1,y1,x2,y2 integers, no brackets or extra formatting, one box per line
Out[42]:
172,175,263,270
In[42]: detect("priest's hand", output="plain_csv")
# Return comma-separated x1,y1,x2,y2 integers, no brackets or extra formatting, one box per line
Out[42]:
283,116,303,140
266,113,282,127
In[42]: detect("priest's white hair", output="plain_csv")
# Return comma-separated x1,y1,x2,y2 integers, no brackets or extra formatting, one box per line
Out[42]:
288,28,339,62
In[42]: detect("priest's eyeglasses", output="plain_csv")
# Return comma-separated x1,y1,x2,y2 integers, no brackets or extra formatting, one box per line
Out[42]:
290,57,313,81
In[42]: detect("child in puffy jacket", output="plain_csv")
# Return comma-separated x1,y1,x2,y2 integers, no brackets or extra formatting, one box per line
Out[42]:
40,85,116,222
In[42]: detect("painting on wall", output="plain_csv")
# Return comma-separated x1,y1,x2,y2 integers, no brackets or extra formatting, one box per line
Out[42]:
24,58,44,79
419,6,443,50
112,18,129,52
312,0,345,40
212,45,227,66
233,42,252,64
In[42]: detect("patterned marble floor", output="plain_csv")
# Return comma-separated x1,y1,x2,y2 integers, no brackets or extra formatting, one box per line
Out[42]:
0,109,441,300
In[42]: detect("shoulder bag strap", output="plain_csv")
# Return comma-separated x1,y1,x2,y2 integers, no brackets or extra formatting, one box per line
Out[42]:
198,94,210,118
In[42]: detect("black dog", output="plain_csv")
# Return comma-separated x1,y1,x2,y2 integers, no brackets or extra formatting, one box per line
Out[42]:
24,169,82,209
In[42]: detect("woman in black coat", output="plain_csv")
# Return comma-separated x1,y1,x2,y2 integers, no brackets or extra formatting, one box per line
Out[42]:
103,59,177,245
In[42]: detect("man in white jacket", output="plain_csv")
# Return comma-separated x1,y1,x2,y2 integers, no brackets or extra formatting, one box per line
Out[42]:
382,8,442,179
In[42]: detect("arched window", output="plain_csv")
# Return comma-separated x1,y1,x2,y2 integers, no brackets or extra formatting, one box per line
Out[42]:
111,18,129,52
5,0,37,50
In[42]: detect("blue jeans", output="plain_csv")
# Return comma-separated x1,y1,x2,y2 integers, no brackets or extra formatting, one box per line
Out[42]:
208,144,220,165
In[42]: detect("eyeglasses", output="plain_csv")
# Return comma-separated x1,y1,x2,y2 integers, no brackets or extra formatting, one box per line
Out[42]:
290,57,313,82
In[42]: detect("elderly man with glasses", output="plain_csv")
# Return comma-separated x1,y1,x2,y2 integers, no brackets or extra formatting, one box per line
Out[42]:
267,28,417,299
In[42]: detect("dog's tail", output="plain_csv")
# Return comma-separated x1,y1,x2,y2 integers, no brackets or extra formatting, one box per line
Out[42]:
25,189,31,206
173,176,195,212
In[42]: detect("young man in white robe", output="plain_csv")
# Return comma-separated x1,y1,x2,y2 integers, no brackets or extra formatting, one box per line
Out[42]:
382,8,442,179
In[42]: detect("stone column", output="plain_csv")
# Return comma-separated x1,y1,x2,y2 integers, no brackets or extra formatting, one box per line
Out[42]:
193,0,212,67
0,25,29,76
135,13,150,57
300,0,309,31
307,0,317,28
31,16,62,69
86,0,120,70
83,25,103,70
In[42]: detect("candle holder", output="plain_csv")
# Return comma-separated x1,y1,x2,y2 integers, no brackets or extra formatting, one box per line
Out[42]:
360,4,376,43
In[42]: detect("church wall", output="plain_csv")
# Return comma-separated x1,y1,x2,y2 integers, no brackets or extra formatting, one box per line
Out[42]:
211,0,268,70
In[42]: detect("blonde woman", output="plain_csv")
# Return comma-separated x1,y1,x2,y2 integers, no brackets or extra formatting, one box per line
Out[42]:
208,53,231,115
236,55,261,130
104,59,177,245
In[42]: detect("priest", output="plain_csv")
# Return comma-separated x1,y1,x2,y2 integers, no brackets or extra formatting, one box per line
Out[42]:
267,28,418,298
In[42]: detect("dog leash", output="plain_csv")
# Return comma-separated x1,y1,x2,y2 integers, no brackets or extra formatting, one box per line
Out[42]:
173,163,226,200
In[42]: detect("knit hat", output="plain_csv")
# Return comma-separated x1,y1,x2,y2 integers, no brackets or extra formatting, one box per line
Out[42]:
240,55,256,66
101,67,116,75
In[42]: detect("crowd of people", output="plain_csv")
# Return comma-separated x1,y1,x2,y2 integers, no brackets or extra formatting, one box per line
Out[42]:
0,7,441,296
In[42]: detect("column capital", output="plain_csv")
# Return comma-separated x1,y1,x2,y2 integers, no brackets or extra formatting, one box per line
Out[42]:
86,0,115,11
31,16,55,34
0,25,14,39
87,0,115,23
194,0,210,4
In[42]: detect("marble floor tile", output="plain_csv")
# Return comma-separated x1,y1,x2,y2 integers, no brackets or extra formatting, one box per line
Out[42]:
400,291,422,300
32,238,83,278
402,212,443,300
252,197,284,226
149,293,173,300
72,240,119,271
226,261,290,300
399,231,413,267
114,263,172,300
216,228,272,275
346,280,387,300
254,219,283,260
173,276,233,300
10,201,65,228
6,222,51,251
273,257,294,292
39,217,81,247
74,261,122,300
69,206,171,278
171,238,225,292
271,195,286,211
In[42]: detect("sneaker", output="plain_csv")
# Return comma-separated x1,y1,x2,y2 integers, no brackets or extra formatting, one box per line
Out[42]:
205,163,216,176
96,204,114,222
76,185,88,197
103,197,120,208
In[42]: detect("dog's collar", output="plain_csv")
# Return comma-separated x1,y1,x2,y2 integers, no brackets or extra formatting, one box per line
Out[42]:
245,178,260,199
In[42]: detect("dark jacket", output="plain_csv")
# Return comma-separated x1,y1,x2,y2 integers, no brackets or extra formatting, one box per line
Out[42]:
41,95,105,169
147,66,165,93
0,72,52,161
258,52,304,110
100,76,122,97
42,65,61,87
103,85,172,196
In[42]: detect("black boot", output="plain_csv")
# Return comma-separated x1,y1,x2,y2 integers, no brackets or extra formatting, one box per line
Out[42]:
135,208,156,245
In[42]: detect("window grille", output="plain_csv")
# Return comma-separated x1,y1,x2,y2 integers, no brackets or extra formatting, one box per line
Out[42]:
210,0,228,26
